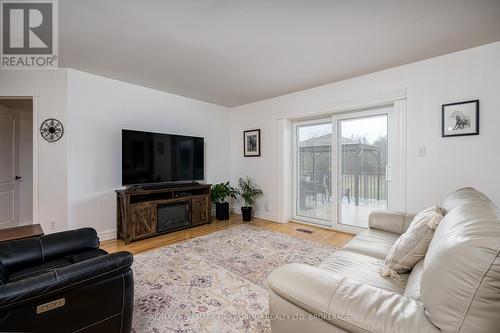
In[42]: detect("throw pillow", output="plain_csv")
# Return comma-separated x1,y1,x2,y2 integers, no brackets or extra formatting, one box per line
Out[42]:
381,205,445,280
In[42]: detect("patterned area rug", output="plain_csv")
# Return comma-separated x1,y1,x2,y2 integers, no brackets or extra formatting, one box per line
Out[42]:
132,224,335,333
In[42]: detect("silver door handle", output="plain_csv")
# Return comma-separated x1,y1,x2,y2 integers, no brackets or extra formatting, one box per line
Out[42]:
385,165,392,182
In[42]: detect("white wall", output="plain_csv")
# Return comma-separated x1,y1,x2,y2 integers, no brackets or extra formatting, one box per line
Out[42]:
2,41,499,238
66,69,231,238
229,41,500,220
0,70,68,232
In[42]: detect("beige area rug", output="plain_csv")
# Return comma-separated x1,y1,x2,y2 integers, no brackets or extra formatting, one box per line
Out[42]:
131,224,335,333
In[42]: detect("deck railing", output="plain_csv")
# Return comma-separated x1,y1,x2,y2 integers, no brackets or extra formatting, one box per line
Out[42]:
299,171,387,208
341,173,386,204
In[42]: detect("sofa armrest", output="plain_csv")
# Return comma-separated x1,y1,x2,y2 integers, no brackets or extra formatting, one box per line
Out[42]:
0,251,133,310
268,263,439,333
368,210,415,235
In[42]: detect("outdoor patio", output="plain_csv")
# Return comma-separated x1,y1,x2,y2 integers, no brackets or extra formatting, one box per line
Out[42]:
297,196,386,228
297,131,388,228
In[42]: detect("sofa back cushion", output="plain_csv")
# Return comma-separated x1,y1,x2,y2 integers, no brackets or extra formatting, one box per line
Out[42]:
403,258,424,301
40,228,99,261
0,238,43,273
421,188,500,333
0,228,100,276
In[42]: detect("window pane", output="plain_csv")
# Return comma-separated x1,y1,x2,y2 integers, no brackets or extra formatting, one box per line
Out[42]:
339,115,387,227
296,122,332,222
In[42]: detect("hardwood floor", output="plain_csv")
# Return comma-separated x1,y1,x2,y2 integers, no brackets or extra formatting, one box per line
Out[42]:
101,214,353,255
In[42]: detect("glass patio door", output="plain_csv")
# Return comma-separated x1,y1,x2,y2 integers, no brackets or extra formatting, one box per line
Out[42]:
293,104,400,230
293,120,332,225
333,110,389,228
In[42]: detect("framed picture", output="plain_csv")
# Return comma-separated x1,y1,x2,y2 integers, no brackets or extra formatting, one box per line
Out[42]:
243,129,261,157
442,100,479,137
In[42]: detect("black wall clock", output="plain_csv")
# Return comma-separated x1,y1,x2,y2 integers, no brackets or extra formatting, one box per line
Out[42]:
40,118,64,142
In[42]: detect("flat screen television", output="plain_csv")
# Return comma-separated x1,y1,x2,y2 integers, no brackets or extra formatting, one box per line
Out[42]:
122,129,204,186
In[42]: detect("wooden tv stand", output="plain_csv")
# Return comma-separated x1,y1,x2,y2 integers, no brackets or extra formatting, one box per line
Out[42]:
116,183,211,244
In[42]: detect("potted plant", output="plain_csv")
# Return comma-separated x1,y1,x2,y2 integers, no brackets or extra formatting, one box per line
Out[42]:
237,177,263,221
210,182,237,220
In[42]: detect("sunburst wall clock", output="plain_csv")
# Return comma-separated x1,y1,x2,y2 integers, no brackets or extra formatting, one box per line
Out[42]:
40,118,64,143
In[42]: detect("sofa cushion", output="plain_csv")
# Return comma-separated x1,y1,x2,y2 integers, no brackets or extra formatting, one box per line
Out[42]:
440,186,494,213
0,262,7,285
40,228,100,262
268,263,439,333
421,188,500,333
0,228,100,276
65,248,108,263
8,257,72,282
382,205,444,278
0,238,43,273
319,250,408,294
341,229,399,260
7,249,108,282
368,210,416,235
403,258,424,301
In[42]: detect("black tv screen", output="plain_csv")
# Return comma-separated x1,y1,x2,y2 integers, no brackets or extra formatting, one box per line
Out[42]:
122,129,204,185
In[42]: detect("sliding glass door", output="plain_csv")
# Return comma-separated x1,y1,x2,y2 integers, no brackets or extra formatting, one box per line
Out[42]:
293,105,399,231
336,113,388,228
294,120,332,225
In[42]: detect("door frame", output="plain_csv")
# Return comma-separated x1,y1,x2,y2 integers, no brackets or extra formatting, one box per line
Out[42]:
0,90,38,225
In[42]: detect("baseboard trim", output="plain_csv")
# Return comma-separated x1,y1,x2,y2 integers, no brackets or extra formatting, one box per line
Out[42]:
18,220,34,226
98,211,279,241
232,208,279,223
98,229,117,241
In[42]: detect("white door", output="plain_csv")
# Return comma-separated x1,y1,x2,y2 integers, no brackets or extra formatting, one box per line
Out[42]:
0,109,19,228
332,105,403,232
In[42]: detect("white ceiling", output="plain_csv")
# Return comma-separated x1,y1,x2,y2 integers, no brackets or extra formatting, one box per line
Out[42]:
60,1,500,107
0,98,33,112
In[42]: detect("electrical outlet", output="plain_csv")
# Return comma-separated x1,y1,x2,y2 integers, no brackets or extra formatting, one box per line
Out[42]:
417,146,426,157
265,200,270,212
49,221,56,230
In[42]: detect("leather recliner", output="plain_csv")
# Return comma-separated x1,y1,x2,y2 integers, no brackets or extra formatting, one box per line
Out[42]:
0,228,134,333
268,187,500,333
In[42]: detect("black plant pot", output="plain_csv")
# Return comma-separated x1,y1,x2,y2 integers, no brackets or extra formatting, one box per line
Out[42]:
241,206,252,222
215,202,230,220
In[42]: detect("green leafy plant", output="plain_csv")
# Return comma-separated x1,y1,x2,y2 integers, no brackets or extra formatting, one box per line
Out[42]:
210,182,237,204
237,177,263,207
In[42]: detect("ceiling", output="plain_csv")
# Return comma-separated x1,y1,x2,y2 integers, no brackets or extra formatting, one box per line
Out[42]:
59,1,500,107
0,98,33,112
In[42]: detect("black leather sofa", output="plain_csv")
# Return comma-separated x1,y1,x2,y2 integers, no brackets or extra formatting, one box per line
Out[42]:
0,228,134,333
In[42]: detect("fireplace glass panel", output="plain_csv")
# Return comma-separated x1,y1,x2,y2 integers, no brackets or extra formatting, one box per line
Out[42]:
157,202,190,232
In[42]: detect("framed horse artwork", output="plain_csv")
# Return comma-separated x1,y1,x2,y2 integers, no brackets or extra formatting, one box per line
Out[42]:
442,100,479,137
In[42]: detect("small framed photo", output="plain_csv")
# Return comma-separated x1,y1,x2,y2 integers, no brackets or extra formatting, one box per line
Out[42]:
243,129,261,157
442,100,479,137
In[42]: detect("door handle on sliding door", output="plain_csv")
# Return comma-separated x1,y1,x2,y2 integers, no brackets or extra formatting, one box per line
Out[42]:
385,165,392,182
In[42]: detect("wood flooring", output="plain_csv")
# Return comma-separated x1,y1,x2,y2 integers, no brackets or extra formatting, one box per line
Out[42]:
101,214,353,255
